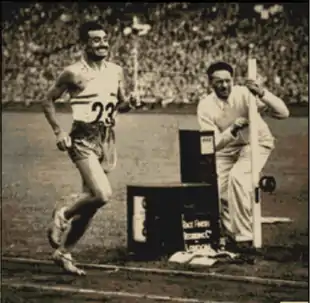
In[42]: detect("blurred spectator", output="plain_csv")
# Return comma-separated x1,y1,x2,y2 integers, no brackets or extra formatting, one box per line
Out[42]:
2,2,308,106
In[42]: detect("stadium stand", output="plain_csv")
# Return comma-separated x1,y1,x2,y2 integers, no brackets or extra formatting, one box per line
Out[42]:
2,3,308,106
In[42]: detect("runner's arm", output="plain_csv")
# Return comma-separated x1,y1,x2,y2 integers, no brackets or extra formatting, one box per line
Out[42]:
116,68,143,113
42,70,72,135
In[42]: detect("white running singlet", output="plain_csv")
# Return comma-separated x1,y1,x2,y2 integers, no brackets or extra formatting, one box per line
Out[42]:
67,57,122,126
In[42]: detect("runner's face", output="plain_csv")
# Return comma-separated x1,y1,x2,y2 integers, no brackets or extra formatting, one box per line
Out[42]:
86,30,109,59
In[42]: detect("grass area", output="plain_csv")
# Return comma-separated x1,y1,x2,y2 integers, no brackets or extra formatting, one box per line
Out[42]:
1,112,308,281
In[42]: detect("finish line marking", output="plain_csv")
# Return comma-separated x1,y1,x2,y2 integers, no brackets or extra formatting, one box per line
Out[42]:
3,281,234,303
2,256,307,289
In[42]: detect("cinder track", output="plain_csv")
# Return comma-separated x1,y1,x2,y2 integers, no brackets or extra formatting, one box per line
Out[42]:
2,257,308,303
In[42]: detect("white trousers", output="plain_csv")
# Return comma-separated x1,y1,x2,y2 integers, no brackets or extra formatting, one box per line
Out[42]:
216,145,272,241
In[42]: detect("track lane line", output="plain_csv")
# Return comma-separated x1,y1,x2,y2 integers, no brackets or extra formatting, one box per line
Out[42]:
3,281,235,303
2,256,307,288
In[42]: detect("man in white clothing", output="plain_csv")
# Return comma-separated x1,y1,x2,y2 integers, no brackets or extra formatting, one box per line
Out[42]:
197,61,289,244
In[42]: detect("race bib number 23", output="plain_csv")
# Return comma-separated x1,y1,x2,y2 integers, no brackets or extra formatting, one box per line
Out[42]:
91,101,116,126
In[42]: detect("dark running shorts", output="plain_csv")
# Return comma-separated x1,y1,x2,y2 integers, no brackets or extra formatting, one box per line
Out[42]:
67,120,117,171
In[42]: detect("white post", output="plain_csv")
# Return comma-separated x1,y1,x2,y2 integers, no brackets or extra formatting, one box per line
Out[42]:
248,45,262,249
132,38,141,106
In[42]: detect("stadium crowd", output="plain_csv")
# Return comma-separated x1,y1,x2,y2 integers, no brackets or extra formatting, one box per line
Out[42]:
2,2,308,106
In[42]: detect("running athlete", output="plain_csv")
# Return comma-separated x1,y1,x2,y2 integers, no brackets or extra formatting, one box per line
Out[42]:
42,22,143,275
197,61,289,245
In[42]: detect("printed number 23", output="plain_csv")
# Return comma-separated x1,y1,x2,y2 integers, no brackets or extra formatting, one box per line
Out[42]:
92,102,115,125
